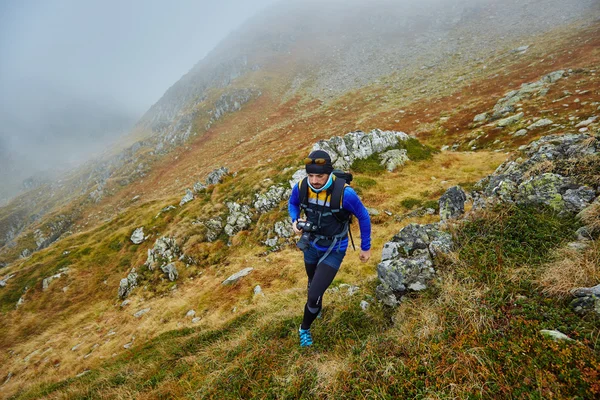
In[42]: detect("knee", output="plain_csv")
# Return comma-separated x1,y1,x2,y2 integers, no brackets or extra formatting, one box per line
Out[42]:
307,291,322,309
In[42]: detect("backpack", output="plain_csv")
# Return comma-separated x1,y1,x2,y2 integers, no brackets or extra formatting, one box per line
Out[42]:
298,169,356,250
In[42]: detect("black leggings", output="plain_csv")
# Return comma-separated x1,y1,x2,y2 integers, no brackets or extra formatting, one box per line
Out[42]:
301,262,339,330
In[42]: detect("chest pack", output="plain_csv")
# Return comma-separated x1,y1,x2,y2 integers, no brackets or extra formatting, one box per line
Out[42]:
298,170,356,252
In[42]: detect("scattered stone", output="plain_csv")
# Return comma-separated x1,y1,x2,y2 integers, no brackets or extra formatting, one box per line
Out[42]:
42,268,70,290
71,343,83,351
123,342,133,349
186,310,196,318
289,169,307,189
4,372,13,385
206,167,229,185
146,237,181,270
254,285,264,296
192,317,201,323
540,330,573,342
120,299,130,307
193,181,207,192
179,189,194,206
575,116,597,128
360,300,369,310
130,228,145,244
367,208,380,216
513,129,528,137
0,273,15,288
222,267,253,285
496,112,524,127
202,218,223,242
76,370,91,378
133,308,151,318
527,118,553,130
473,112,488,123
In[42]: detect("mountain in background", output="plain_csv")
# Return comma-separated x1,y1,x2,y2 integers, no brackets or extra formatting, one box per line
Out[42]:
0,0,599,397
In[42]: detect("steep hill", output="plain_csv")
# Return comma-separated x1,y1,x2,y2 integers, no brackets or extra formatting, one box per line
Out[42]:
0,0,599,398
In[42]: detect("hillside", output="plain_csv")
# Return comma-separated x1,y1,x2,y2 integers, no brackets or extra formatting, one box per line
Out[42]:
1,0,599,398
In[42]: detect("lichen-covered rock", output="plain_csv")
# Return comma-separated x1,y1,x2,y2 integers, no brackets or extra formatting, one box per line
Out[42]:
225,202,253,236
161,263,179,281
193,181,207,192
516,173,568,211
274,221,293,238
130,227,145,244
118,269,138,299
203,218,223,242
179,189,194,206
496,112,524,127
527,118,553,130
380,149,409,171
289,169,307,189
206,167,229,185
439,186,467,221
254,185,291,213
146,237,181,270
377,223,452,305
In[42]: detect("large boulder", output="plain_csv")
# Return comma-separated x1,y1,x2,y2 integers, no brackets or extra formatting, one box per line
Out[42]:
377,223,452,306
380,149,409,172
130,227,145,244
313,129,410,170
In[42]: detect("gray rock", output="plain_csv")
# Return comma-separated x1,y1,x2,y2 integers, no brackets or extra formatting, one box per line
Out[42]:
379,149,409,171
161,263,179,281
118,269,138,299
313,129,410,170
563,186,596,213
575,116,597,128
203,218,223,242
571,295,600,316
496,112,524,127
377,250,434,296
289,169,307,189
186,310,196,318
274,221,293,238
224,202,252,236
206,167,229,185
192,317,201,323
193,181,207,192
254,185,291,213
222,267,253,285
512,129,528,137
572,284,600,297
360,300,369,310
145,237,181,270
527,119,553,130
42,268,69,290
473,112,488,123
179,189,194,206
265,238,278,247
133,308,151,318
254,285,264,296
516,173,568,211
130,227,145,244
0,273,15,288
439,186,467,221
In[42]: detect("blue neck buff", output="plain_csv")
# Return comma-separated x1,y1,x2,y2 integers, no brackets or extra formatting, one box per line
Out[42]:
308,174,333,193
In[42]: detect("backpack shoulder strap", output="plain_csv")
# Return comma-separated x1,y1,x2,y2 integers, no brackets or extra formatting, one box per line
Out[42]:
330,177,346,212
299,177,309,209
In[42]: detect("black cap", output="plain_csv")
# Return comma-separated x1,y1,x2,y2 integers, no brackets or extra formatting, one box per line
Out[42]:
306,150,334,174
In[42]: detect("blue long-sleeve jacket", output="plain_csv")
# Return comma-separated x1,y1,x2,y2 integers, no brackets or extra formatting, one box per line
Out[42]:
288,183,371,251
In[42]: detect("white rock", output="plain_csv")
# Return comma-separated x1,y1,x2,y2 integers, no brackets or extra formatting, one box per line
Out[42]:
186,310,196,318
540,330,573,341
130,227,145,244
253,285,264,296
192,317,201,323
222,268,253,285
133,308,151,318
360,300,369,310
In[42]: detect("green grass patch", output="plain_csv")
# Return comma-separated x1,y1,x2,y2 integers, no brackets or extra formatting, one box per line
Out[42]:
350,153,386,175
395,137,437,161
400,197,422,209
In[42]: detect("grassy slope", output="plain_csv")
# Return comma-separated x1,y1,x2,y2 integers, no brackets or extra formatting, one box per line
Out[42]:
1,21,599,399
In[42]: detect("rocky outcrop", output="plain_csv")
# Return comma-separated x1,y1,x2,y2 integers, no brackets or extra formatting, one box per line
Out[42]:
160,263,179,281
206,167,229,186
254,185,291,213
472,133,599,214
571,284,600,316
118,268,138,299
224,202,253,237
475,70,565,123
377,223,452,306
380,149,409,172
202,218,224,242
312,129,410,170
145,237,181,270
179,189,194,206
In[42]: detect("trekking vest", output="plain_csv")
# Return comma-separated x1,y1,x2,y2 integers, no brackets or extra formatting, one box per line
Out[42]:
298,170,355,251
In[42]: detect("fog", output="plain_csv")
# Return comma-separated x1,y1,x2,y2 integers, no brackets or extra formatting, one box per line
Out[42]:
0,0,278,202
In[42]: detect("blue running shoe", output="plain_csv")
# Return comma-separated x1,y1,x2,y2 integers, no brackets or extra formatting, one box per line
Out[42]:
299,326,313,347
